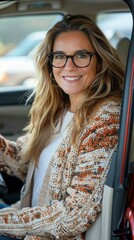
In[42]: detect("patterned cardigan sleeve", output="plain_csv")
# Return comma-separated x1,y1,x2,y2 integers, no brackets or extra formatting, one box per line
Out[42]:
0,135,29,181
0,101,120,239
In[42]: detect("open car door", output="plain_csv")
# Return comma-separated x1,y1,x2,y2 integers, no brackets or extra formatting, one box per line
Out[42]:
111,0,134,239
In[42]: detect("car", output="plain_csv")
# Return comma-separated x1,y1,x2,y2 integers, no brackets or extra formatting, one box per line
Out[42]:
0,0,133,239
0,31,47,86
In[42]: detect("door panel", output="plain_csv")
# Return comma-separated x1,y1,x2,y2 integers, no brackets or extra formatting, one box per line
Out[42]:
0,88,31,204
0,87,32,140
0,105,30,140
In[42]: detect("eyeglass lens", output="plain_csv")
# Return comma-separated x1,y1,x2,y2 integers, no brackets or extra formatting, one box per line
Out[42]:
50,51,95,68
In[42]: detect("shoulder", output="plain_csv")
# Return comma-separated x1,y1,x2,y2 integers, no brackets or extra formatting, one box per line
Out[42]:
89,98,121,123
95,98,121,114
78,99,121,153
80,98,121,140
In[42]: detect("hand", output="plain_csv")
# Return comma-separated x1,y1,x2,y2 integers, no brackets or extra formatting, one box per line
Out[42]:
0,135,6,152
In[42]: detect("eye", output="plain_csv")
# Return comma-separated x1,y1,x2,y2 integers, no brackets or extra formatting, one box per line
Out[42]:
53,53,66,60
76,52,88,59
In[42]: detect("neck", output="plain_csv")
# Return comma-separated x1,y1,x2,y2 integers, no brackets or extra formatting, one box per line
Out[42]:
69,95,84,112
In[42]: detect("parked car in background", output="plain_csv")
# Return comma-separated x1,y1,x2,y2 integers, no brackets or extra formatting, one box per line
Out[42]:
0,31,46,86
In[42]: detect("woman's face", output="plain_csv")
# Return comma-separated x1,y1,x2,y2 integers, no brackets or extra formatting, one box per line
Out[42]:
52,31,97,109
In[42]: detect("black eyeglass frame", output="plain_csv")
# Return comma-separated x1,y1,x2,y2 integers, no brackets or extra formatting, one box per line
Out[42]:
48,51,96,68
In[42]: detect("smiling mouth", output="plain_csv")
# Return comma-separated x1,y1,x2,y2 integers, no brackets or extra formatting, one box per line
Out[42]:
63,76,82,81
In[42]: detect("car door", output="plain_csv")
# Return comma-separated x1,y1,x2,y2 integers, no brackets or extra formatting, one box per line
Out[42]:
0,86,31,204
110,0,134,239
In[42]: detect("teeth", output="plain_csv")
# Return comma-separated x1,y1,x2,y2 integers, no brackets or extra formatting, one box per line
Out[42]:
64,76,80,81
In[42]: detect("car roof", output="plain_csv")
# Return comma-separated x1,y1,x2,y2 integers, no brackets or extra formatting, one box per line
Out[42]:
0,0,130,17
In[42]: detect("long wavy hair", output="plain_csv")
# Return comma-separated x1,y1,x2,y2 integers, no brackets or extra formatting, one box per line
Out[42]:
24,14,125,162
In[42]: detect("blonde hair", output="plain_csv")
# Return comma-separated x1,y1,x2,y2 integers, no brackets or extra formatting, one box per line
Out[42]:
24,14,125,162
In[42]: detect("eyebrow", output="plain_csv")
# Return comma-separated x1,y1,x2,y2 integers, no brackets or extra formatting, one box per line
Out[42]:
53,49,92,54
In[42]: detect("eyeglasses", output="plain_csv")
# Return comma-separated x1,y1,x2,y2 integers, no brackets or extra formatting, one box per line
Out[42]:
48,50,96,68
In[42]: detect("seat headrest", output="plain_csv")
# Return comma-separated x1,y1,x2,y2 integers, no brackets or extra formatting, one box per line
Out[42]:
116,37,130,65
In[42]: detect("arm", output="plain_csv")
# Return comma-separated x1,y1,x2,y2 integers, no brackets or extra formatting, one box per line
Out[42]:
0,135,29,181
0,101,120,239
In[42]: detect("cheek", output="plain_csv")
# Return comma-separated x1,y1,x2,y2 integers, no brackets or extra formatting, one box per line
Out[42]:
53,68,61,84
53,68,56,75
83,65,97,78
87,60,98,76
53,68,59,77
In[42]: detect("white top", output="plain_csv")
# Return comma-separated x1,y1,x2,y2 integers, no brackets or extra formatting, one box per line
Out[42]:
32,111,74,207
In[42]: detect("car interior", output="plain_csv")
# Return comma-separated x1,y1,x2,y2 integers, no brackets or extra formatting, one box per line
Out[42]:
0,0,133,239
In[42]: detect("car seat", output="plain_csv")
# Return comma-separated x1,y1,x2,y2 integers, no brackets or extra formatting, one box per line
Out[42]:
116,37,130,65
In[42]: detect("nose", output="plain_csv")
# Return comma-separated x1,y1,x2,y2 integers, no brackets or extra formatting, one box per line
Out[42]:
65,57,77,69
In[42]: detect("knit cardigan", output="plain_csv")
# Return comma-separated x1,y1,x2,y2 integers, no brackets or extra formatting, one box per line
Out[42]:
0,100,121,240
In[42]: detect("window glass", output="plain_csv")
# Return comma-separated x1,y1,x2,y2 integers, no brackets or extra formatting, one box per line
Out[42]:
0,14,63,87
97,12,133,48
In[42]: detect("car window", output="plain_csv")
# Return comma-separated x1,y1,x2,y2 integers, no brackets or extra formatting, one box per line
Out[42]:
0,14,63,87
6,32,47,57
0,12,132,88
97,12,133,48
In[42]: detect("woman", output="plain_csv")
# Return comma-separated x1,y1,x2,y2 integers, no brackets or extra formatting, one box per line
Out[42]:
0,14,124,240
